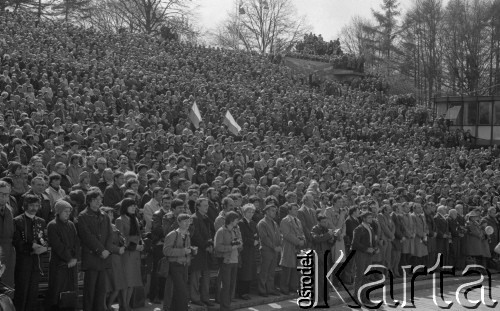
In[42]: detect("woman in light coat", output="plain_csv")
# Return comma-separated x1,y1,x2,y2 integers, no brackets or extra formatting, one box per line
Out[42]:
279,203,305,294
411,203,428,265
401,202,416,267
215,212,243,311
378,204,395,269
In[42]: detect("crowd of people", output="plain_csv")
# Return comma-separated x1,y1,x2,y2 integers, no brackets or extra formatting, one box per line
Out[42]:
1,10,500,311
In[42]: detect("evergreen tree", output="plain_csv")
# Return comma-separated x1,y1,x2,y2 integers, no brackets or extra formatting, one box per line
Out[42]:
362,0,403,75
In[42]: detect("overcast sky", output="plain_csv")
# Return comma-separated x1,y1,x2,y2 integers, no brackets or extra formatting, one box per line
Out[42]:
197,0,414,42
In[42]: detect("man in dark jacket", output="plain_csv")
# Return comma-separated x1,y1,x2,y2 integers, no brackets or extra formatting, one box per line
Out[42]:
149,193,173,303
102,171,124,208
139,178,158,210
189,198,215,307
351,210,376,306
342,206,359,284
23,176,52,223
0,181,15,288
311,214,335,306
434,205,450,265
448,209,465,270
206,188,219,224
237,203,259,300
390,203,405,277
77,187,113,311
424,201,437,267
12,194,47,311
90,157,107,187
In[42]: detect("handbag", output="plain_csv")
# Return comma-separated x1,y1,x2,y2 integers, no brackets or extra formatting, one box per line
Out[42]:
58,291,78,309
157,257,169,278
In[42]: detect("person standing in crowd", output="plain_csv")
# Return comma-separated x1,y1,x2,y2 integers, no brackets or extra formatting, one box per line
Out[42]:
297,193,317,248
448,209,465,270
149,194,172,304
189,198,215,307
435,205,450,264
411,203,428,266
257,204,281,297
72,171,91,194
143,187,163,233
116,198,144,311
465,209,491,266
163,214,193,311
424,201,438,266
46,200,80,311
12,194,47,311
482,206,499,263
90,158,107,187
206,188,219,224
26,176,52,223
279,202,305,295
324,194,346,274
140,179,158,210
351,210,376,306
400,202,415,270
377,204,395,270
237,203,259,300
46,173,66,211
278,191,297,224
77,187,112,311
162,198,185,235
390,203,405,278
215,211,242,311
343,206,359,284
215,197,235,231
0,181,15,288
103,172,125,208
101,206,127,311
0,246,15,311
311,214,337,305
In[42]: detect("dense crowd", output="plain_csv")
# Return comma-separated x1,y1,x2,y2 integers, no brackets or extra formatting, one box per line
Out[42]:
1,10,500,311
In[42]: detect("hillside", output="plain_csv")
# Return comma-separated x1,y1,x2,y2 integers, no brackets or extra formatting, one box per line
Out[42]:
283,56,364,81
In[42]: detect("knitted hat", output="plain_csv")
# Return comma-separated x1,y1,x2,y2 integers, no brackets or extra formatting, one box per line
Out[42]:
54,200,72,215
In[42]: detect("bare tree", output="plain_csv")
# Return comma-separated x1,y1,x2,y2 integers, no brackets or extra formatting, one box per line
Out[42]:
88,0,129,32
51,0,93,23
1,0,55,20
399,0,445,101
212,14,243,50
442,0,492,95
214,0,310,54
339,16,376,55
111,0,193,34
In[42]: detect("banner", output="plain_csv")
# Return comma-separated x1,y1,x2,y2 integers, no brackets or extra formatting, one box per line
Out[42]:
223,110,241,135
188,102,202,129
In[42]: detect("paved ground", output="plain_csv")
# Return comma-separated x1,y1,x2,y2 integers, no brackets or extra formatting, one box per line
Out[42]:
234,274,500,311
127,273,500,311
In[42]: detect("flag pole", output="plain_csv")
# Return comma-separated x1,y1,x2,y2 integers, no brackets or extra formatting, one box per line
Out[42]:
236,0,240,51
